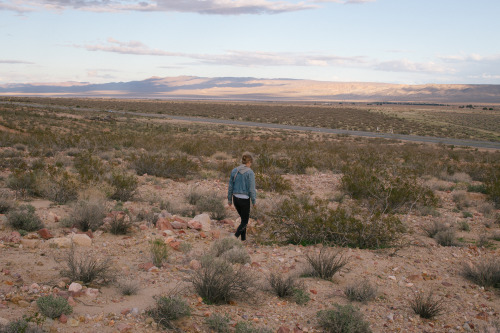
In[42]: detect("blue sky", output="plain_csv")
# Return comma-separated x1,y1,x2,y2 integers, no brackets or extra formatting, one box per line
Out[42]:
1,0,499,85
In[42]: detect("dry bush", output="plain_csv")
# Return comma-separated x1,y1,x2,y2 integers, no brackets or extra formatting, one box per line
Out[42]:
65,199,107,231
107,170,138,202
189,256,255,304
266,271,305,300
422,220,448,238
434,229,459,247
6,170,38,198
74,150,108,183
317,304,372,333
210,237,243,257
195,194,227,221
37,168,79,204
7,204,44,231
452,190,471,209
344,279,377,303
132,152,198,179
108,212,133,235
205,313,231,333
117,278,140,296
304,247,349,281
150,238,169,267
256,169,292,193
409,291,445,319
60,245,115,284
461,258,500,289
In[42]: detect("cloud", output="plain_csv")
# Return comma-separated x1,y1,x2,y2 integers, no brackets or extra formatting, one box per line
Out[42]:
0,1,36,13
3,0,316,14
439,53,500,63
0,59,34,64
78,38,367,67
374,59,451,74
311,0,374,4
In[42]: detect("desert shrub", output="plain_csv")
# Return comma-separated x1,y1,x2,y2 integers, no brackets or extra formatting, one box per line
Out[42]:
108,212,133,235
478,202,495,217
256,169,292,193
409,291,445,319
37,167,79,204
234,322,273,333
267,272,304,298
422,220,448,238
6,170,38,198
344,279,377,303
452,190,471,209
36,295,72,319
304,247,349,281
458,221,470,231
467,183,488,194
195,195,227,220
205,314,230,333
118,278,140,296
132,152,198,179
341,161,437,213
0,192,13,214
484,167,500,207
73,150,107,183
461,258,500,289
462,211,473,218
60,245,115,284
189,256,254,304
292,287,311,305
66,199,107,231
268,195,405,248
146,295,191,329
434,229,459,247
317,304,372,333
150,238,169,267
108,171,138,201
7,204,43,231
187,187,204,205
0,318,44,333
210,237,243,257
221,247,251,264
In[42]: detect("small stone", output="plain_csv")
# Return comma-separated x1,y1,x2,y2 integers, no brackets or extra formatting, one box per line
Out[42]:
38,228,54,240
67,297,77,306
156,218,174,231
145,317,154,325
309,289,318,295
71,234,92,247
187,220,202,231
189,260,201,270
278,327,291,333
463,323,471,331
68,318,79,327
18,300,30,307
85,288,99,297
139,224,148,230
138,262,154,271
68,282,83,293
388,276,396,281
59,314,68,324
387,313,394,322
49,237,72,248
20,239,38,248
192,213,211,231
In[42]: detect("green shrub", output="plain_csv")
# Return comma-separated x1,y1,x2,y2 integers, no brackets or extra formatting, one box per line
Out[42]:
38,167,78,204
146,295,191,329
409,291,445,319
36,295,72,319
256,169,292,193
484,167,500,207
150,238,169,267
304,247,349,281
74,150,107,183
317,304,372,333
66,200,107,232
108,171,138,201
189,256,254,304
195,195,227,221
205,314,230,333
7,204,43,231
132,152,198,179
0,318,44,333
461,258,500,289
210,237,243,257
6,170,38,198
108,212,133,235
292,287,310,305
467,183,488,194
268,195,405,248
234,322,273,333
0,194,13,214
60,245,115,284
344,279,377,303
267,272,304,298
458,221,470,231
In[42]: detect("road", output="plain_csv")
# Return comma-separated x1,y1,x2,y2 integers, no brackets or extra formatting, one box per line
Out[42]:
3,101,500,150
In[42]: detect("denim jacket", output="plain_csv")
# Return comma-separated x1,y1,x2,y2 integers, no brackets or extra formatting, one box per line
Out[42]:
227,165,256,205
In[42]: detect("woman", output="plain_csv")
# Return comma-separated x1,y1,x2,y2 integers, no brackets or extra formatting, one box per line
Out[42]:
227,152,256,241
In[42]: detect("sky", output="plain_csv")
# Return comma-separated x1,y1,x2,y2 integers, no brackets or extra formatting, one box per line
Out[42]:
1,0,500,85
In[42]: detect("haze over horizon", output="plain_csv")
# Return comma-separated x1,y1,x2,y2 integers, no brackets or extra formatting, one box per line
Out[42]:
1,0,499,86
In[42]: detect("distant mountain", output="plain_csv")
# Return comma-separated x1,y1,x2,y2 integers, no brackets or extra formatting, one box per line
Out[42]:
1,76,499,103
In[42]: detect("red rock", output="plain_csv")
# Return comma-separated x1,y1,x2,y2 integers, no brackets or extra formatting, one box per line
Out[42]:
177,230,186,234
251,262,261,268
121,308,131,315
37,228,53,240
221,219,235,227
117,323,133,333
199,232,207,238
309,289,318,295
210,230,221,239
6,231,21,244
277,327,290,333
406,274,423,281
171,221,187,229
187,220,202,230
442,281,453,287
293,328,303,333
169,241,181,251
173,216,186,223
139,224,148,230
138,262,154,271
156,218,174,231
59,314,68,324
476,311,489,321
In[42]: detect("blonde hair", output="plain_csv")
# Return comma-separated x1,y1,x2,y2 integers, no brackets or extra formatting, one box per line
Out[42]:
241,152,254,165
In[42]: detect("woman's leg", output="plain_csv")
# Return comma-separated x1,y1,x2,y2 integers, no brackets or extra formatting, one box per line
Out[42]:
233,196,250,241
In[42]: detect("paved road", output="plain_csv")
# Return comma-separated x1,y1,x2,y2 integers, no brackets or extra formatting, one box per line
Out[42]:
3,101,500,150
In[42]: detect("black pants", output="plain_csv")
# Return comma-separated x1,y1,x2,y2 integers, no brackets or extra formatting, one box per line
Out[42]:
233,196,250,241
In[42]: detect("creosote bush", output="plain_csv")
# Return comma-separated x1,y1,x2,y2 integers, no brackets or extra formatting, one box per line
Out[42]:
409,291,445,319
108,171,138,201
36,295,72,319
60,245,115,284
317,303,372,333
344,279,377,303
146,295,191,329
461,258,500,289
7,204,43,232
132,152,198,179
189,256,254,304
108,212,133,235
195,194,227,221
304,247,349,281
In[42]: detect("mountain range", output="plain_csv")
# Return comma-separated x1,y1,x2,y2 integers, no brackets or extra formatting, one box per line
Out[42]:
1,76,499,104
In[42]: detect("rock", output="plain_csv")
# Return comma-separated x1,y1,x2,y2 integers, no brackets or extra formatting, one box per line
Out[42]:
71,234,92,247
309,289,318,295
49,237,72,248
187,220,202,230
6,231,21,243
387,313,394,322
59,314,68,324
463,323,472,331
199,232,207,238
139,262,154,271
171,221,187,229
192,213,211,231
189,259,201,270
406,274,423,281
85,288,99,297
20,239,39,248
210,230,221,239
139,224,148,230
158,210,172,219
18,300,30,307
278,327,291,333
145,317,154,325
117,323,133,332
388,275,396,281
67,297,76,306
221,219,235,227
156,218,173,231
68,318,79,327
169,241,181,251
0,317,9,326
38,228,53,239
68,282,83,293
30,283,40,290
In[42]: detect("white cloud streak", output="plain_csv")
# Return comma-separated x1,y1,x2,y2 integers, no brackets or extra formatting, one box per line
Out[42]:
0,59,34,64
